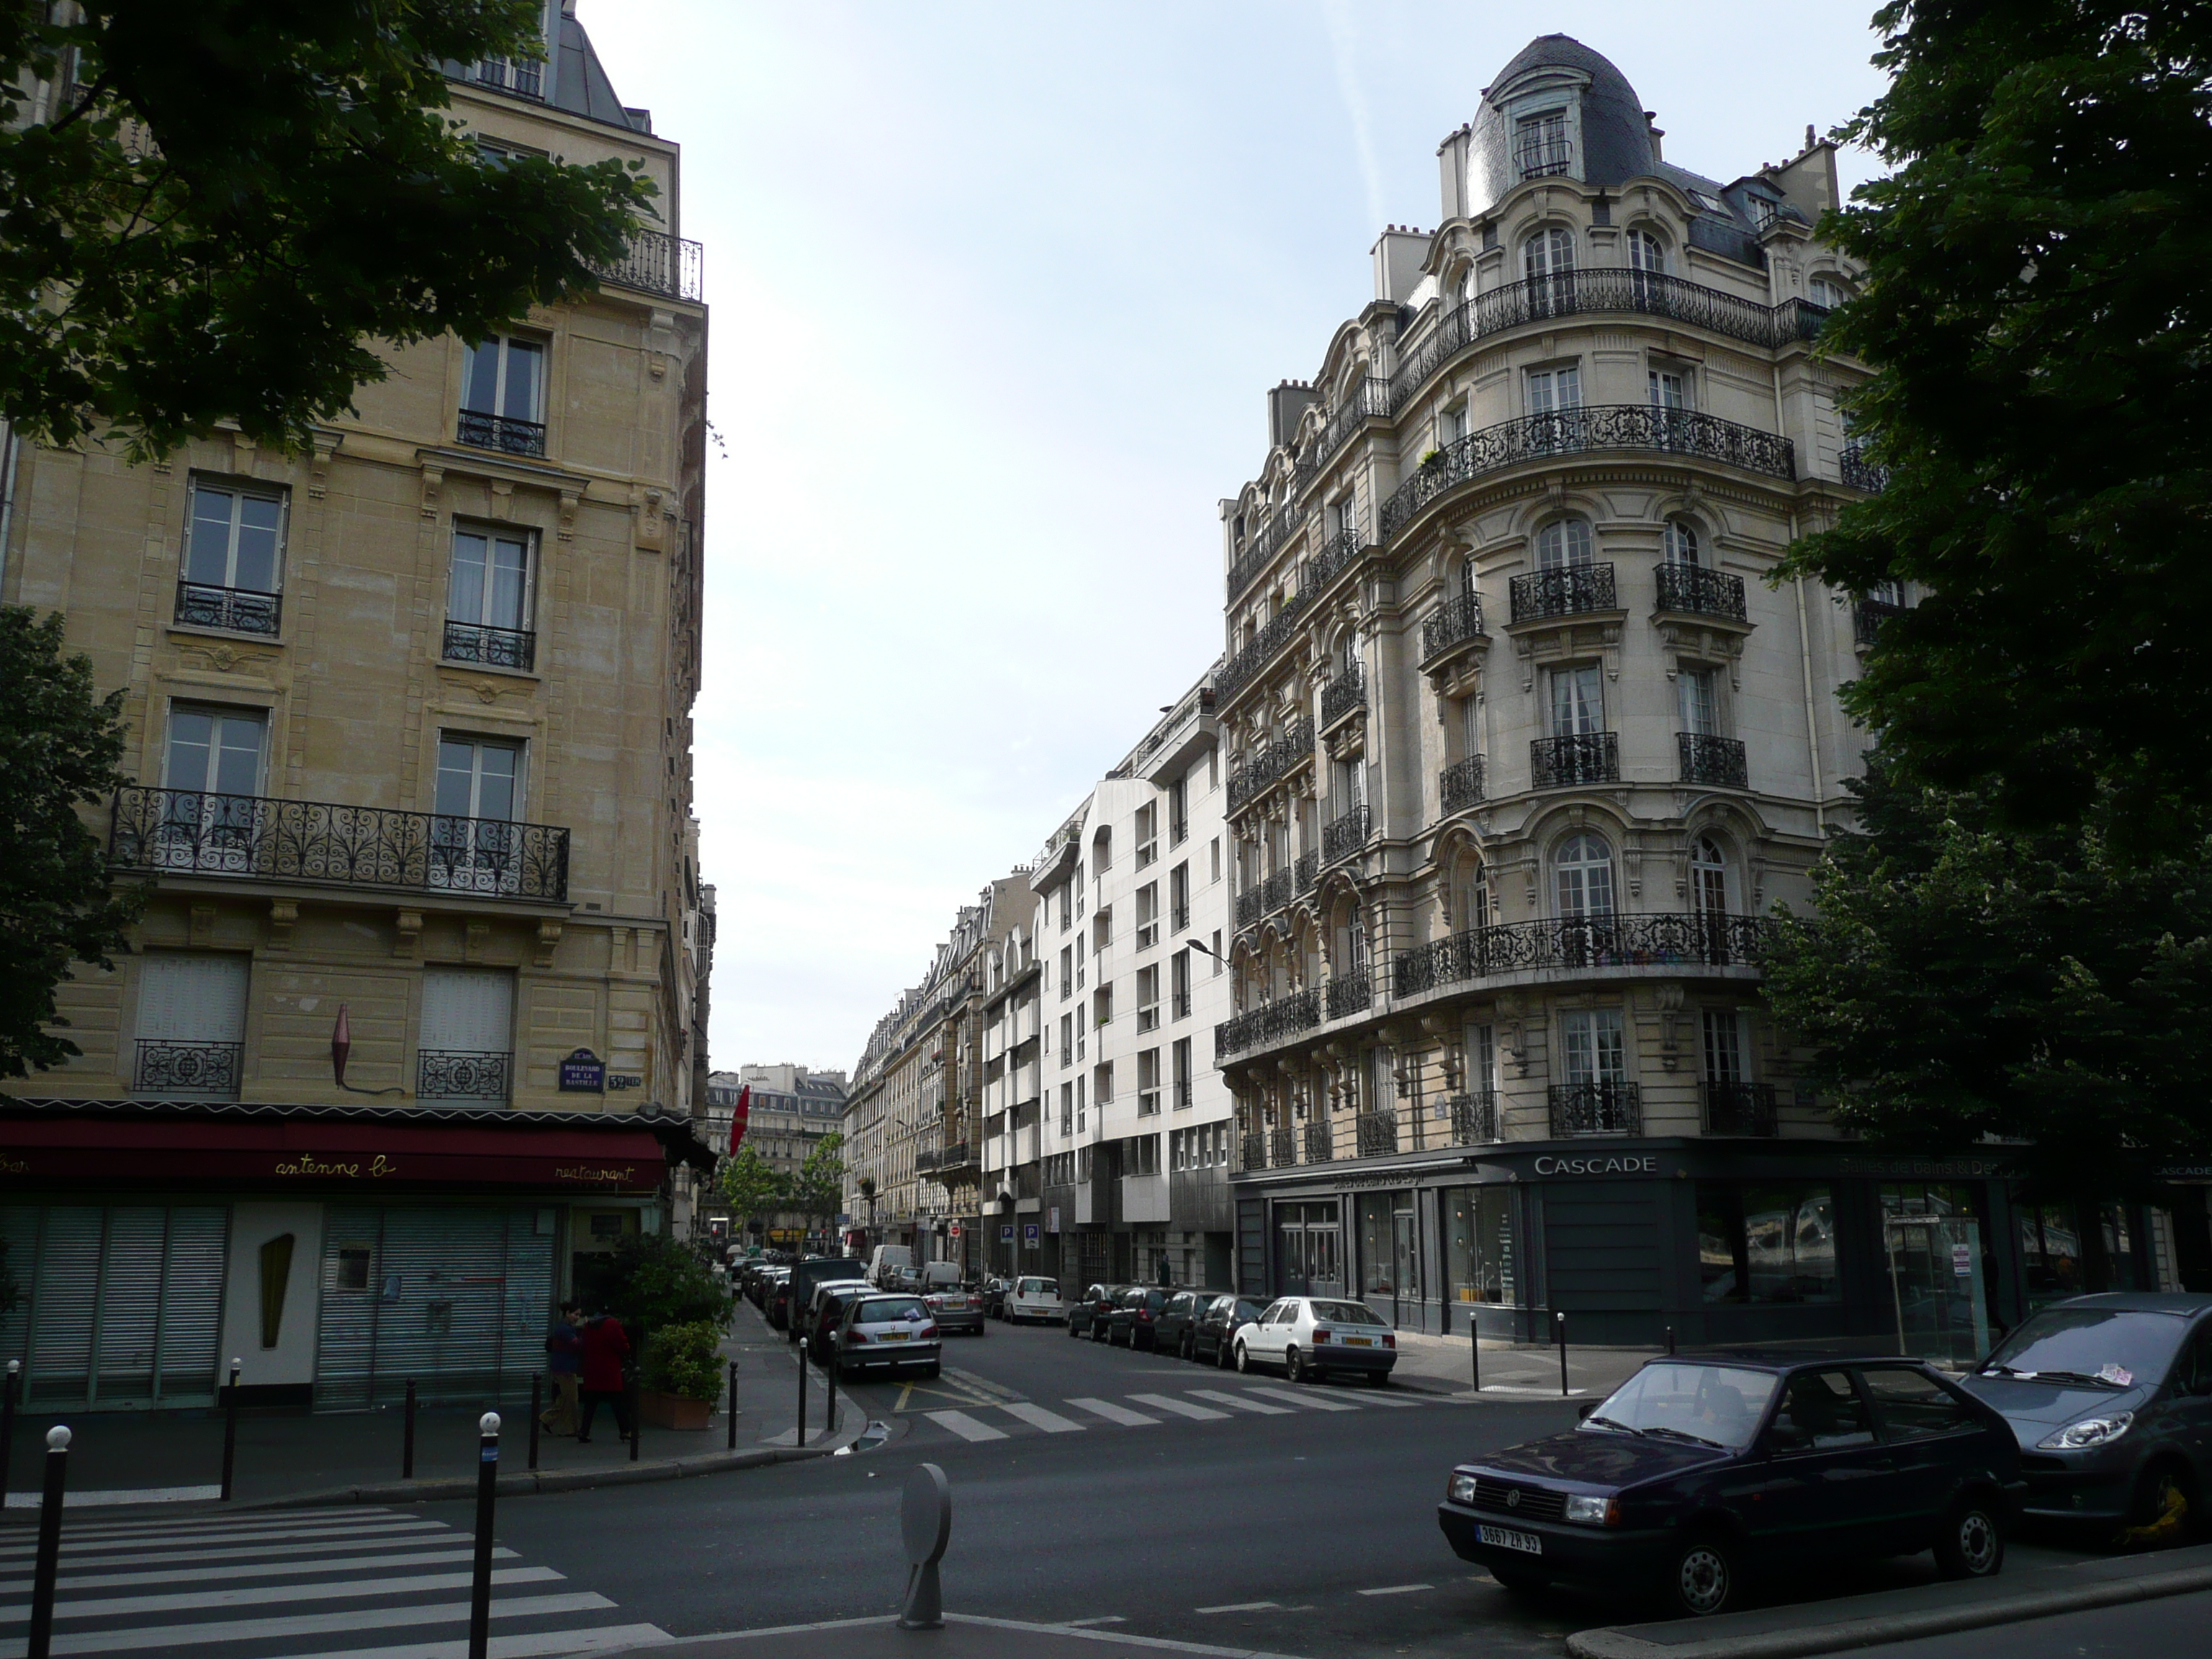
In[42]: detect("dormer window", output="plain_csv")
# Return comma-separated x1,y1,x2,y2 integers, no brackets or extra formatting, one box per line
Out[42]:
1749,197,1779,231
1515,110,1571,179
1809,275,1846,310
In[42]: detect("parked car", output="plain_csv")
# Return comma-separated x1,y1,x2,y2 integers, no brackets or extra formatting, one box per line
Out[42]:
1192,1294,1267,1368
921,1263,986,1336
835,1293,942,1380
1156,1289,1226,1359
1438,1354,2022,1617
1232,1297,1398,1384
1069,1283,1127,1341
1005,1276,1063,1326
1107,1286,1171,1351
1957,1291,2212,1542
868,1244,915,1289
764,1269,799,1330
785,1256,870,1343
805,1280,881,1364
981,1277,1010,1319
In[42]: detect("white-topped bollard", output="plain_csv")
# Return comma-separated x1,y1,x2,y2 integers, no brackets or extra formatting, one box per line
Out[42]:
898,1462,952,1629
469,1411,502,1659
30,1425,71,1659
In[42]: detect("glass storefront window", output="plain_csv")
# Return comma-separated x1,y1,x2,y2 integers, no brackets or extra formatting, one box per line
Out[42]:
1882,1182,2000,1328
1697,1182,1838,1303
1359,1195,1395,1295
2017,1197,2140,1310
1275,1202,1340,1295
1447,1187,1517,1305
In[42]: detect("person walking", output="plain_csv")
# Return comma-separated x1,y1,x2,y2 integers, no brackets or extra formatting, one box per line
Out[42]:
541,1303,583,1437
575,1308,633,1444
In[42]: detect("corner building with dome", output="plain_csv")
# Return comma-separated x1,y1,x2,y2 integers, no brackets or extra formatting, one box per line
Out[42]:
1211,36,2193,1352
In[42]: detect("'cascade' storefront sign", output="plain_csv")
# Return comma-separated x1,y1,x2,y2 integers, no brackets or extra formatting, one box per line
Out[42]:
1533,1154,1660,1177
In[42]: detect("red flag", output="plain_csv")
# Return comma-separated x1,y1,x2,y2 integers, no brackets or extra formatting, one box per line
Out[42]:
727,1084,750,1153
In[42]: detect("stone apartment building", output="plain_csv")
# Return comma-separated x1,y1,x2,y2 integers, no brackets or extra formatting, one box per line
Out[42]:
703,1064,848,1248
0,2,716,1411
1207,33,2200,1356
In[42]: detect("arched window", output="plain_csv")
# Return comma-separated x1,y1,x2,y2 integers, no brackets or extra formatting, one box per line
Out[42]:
1663,520,1701,566
1459,554,1478,598
1627,228,1667,275
1691,836,1729,914
1455,855,1490,931
1555,833,1616,918
1534,518,1593,570
1455,268,1475,312
1809,274,1846,310
1524,225,1576,315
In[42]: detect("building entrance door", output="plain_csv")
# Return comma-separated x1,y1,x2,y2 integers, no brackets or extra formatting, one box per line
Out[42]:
1883,1215,1990,1367
1392,1205,1420,1326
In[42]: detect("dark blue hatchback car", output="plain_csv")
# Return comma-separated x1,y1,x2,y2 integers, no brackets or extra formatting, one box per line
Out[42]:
1438,1354,2023,1617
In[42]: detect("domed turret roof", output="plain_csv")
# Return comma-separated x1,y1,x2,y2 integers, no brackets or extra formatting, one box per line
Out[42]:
1465,35,1658,217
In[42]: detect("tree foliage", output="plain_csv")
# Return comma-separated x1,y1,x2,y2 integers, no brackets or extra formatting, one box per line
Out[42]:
0,608,138,1078
784,1131,847,1238
1786,0,2212,850
0,0,656,457
585,1233,729,1333
716,1143,783,1231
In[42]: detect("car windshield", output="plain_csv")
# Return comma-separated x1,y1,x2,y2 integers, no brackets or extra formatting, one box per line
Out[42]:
1583,1362,1781,1449
1981,1307,2189,1388
855,1298,927,1324
1019,1279,1056,1295
1309,1300,1388,1326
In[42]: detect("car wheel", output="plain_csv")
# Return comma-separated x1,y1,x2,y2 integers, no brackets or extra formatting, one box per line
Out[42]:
922,1362,941,1380
1666,1531,1739,1618
1067,1319,1079,1338
1235,1341,1253,1373
1489,1563,1547,1595
1180,1332,1195,1362
2116,1460,2198,1550
1285,1347,1306,1384
1366,1370,1389,1388
1933,1495,2006,1580
1216,1338,1235,1371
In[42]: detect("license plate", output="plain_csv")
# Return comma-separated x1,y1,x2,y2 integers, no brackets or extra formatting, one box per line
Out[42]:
1345,1336,1372,1346
1478,1525,1542,1556
881,1331,909,1341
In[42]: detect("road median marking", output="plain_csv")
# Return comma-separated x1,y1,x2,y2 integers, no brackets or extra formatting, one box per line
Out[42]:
1065,1396,1161,1426
1196,1601,1280,1614
1357,1583,1434,1596
924,1411,1009,1444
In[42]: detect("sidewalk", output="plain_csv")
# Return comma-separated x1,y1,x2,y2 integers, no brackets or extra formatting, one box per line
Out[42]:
0,1299,860,1513
1386,1328,1656,1401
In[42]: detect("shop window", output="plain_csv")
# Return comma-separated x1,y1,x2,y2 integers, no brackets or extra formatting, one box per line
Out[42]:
1447,1186,1517,1305
1358,1191,1416,1300
1275,1201,1341,1295
2017,1198,2141,1308
1698,1182,1838,1303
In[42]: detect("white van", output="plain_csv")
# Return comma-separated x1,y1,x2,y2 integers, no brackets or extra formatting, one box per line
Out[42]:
867,1244,914,1288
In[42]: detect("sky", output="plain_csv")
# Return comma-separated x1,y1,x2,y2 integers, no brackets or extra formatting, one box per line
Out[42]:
585,1,1894,1081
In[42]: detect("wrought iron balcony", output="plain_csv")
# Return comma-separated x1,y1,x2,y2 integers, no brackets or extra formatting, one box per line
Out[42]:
1320,663,1366,729
1839,441,1889,492
1303,1121,1335,1164
1296,374,1393,488
1325,969,1370,1022
1421,593,1487,662
1678,734,1748,788
1322,802,1371,862
1382,407,1794,541
1655,563,1748,621
1295,849,1318,896
925,1139,977,1177
588,228,705,304
111,786,571,901
1354,1110,1398,1158
1215,987,1321,1058
418,1049,511,1102
1550,1081,1641,1138
175,581,281,637
1270,1128,1299,1169
1393,911,1773,999
1516,138,1574,179
1262,868,1295,915
456,410,547,457
1226,720,1313,809
1449,1092,1500,1146
1235,887,1264,929
1226,501,1308,603
1307,525,1364,592
1702,1080,1779,1137
1241,1130,1268,1172
133,1038,241,1099
1511,563,1618,623
442,620,536,671
1440,755,1485,816
1530,732,1619,788
1855,597,1905,646
1217,591,1314,700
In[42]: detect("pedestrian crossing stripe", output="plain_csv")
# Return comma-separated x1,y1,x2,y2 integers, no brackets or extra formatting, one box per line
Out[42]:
920,1383,1445,1442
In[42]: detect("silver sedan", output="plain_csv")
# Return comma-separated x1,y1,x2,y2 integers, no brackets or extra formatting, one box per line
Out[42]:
1233,1296,1398,1385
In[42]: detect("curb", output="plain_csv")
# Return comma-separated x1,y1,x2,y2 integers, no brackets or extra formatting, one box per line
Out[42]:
1563,1560,2212,1659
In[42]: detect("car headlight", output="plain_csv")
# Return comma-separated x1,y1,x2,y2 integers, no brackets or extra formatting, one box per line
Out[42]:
2038,1412,2134,1450
1447,1473,1478,1505
1565,1494,1621,1527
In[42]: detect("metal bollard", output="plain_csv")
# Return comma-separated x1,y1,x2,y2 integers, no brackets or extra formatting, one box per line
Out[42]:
627,1372,639,1464
825,1344,838,1434
1556,1310,1569,1398
528,1374,541,1472
796,1341,808,1449
726,1359,738,1452
1469,1317,1480,1394
28,1426,69,1659
1666,1324,1676,1357
1,1359,19,1507
403,1378,418,1480
220,1359,241,1501
468,1413,500,1659
897,1462,951,1629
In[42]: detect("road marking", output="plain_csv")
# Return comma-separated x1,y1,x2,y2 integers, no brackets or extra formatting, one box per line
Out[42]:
925,1410,1010,1443
1126,1393,1228,1421
10,1565,565,1622
0,1518,444,1557
1064,1617,1127,1627
2,1485,220,1510
997,1402,1086,1434
251,1627,675,1659
895,1384,914,1413
1195,1601,1280,1614
894,1381,1001,1410
0,1591,618,1655
1244,1385,1362,1412
1064,1397,1159,1427
22,1532,499,1573
1347,1389,1424,1406
1357,1583,1434,1596
0,1547,520,1595
943,1366,1022,1402
1188,1389,1292,1416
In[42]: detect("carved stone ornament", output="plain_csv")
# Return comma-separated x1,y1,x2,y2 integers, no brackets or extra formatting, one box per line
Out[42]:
420,464,444,519
474,680,500,705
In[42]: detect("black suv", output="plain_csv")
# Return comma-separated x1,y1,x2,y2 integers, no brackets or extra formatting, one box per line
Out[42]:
1156,1288,1229,1360
1192,1294,1267,1369
1107,1286,1170,1350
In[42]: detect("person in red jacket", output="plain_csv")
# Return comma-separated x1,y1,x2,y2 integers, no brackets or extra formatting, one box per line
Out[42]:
575,1308,633,1444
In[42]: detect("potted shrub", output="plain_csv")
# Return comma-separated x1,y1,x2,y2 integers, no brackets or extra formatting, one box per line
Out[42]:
639,1320,724,1430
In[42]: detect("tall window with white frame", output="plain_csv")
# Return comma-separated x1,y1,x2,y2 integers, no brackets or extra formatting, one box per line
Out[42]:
1541,663,1613,786
1137,1049,1160,1116
153,704,266,872
1555,832,1617,921
1557,1007,1632,1134
1516,112,1572,179
459,334,547,456
178,478,284,635
445,523,536,670
431,734,523,894
1626,227,1667,298
1172,1037,1192,1110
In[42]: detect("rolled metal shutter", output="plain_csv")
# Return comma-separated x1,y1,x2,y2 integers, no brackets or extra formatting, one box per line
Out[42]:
92,1208,167,1403
157,1208,228,1401
0,1208,40,1374
27,1208,102,1404
313,1204,386,1411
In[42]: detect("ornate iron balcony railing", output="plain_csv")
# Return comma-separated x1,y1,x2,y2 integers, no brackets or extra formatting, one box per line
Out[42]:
1262,868,1295,915
1550,1082,1640,1138
1531,732,1619,788
111,786,571,901
1215,988,1322,1058
1511,562,1618,623
1440,755,1486,816
1449,1092,1500,1146
1226,720,1313,810
1678,734,1749,788
456,410,547,457
418,1049,511,1102
1516,138,1574,179
1241,1130,1268,1173
1226,501,1308,603
1855,597,1905,646
1307,525,1363,592
1320,663,1365,729
1839,441,1889,492
133,1038,241,1099
1295,849,1318,896
1303,1121,1335,1164
1382,407,1794,541
1421,592,1486,661
1235,887,1264,929
175,581,281,637
1322,802,1371,862
1702,1080,1779,1137
1393,911,1772,999
588,228,705,303
1655,563,1748,621
1325,969,1370,1021
1354,1110,1399,1158
1270,1128,1299,1169
1217,590,1315,700
442,620,536,671
1296,375,1393,490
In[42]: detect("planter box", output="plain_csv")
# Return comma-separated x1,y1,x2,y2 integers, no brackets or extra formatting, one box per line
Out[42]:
639,1389,714,1431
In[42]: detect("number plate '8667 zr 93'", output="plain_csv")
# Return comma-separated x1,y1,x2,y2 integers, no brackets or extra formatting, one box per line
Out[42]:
1478,1524,1542,1555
